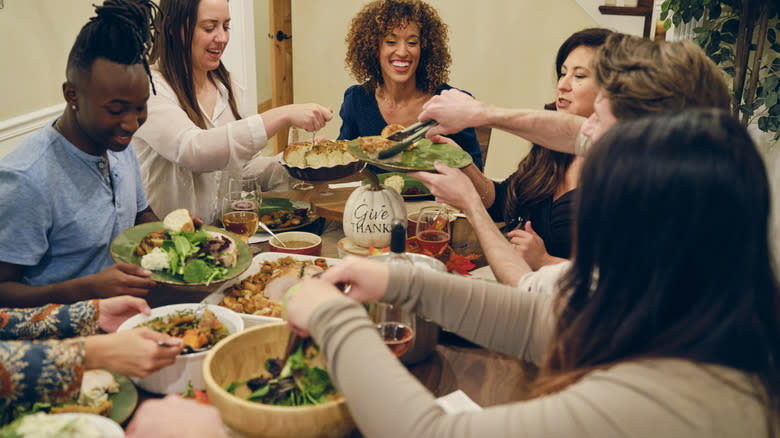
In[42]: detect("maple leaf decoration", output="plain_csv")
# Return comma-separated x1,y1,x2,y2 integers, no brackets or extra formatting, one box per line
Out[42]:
446,252,480,276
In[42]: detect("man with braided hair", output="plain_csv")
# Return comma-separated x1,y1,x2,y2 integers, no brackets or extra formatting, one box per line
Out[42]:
0,0,162,306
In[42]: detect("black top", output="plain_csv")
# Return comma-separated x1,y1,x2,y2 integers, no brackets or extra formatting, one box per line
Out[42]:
337,84,483,170
487,179,574,259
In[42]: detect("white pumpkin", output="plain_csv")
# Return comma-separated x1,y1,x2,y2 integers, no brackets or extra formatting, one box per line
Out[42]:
343,181,407,248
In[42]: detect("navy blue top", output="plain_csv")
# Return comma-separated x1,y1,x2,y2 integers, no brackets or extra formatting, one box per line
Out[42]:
337,84,483,170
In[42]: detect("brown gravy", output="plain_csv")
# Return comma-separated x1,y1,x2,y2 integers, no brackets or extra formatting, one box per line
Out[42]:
276,240,315,249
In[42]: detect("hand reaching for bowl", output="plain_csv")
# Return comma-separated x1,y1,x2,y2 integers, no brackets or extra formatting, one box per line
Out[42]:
83,328,183,377
98,295,151,332
284,257,390,336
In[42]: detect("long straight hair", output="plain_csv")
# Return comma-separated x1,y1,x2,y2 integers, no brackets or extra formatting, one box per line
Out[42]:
535,110,779,431
502,28,612,226
151,0,241,129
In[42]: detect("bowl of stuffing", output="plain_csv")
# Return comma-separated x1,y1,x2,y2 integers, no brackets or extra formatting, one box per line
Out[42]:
281,140,363,181
203,323,354,438
117,303,244,394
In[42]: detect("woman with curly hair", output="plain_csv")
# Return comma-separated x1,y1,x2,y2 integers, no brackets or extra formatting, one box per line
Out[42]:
338,0,483,170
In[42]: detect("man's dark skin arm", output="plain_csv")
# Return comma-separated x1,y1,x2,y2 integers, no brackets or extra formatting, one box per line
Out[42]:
135,205,159,224
0,205,159,307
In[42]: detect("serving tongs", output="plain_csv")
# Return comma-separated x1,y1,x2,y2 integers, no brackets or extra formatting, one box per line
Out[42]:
378,120,438,159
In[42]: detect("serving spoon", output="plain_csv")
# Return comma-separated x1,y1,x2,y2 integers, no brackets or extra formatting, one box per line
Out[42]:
258,221,287,248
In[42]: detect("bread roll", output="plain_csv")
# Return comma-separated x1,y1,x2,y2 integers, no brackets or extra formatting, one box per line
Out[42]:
163,208,195,233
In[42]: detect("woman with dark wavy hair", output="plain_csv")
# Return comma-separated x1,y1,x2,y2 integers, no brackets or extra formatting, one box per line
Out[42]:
338,0,483,170
287,109,780,437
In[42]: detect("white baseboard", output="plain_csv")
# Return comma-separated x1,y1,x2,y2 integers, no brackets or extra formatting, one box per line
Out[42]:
0,104,63,159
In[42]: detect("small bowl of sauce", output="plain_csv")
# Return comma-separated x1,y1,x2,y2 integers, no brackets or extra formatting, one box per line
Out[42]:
269,231,322,256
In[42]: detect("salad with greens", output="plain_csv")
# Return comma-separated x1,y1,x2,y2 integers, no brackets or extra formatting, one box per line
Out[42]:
225,341,336,406
138,229,236,284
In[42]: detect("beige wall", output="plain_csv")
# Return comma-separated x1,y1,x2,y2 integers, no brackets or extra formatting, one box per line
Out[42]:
0,1,94,120
287,0,599,179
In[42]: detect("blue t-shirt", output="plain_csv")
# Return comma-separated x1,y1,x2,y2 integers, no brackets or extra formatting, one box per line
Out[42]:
0,123,149,286
337,84,483,170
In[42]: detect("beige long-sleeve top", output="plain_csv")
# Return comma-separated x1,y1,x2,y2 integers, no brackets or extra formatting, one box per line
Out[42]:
133,69,284,223
308,265,769,438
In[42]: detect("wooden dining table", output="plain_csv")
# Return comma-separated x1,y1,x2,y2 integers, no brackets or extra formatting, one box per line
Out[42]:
129,177,529,436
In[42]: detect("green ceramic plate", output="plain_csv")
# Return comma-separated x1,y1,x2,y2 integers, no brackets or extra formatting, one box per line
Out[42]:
109,372,137,425
361,173,432,200
349,137,472,172
110,223,251,292
0,372,136,432
258,198,317,232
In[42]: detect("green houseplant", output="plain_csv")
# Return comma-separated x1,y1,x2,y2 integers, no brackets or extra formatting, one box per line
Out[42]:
661,0,780,139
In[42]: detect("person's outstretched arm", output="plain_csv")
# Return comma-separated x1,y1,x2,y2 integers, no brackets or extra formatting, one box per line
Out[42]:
419,89,585,155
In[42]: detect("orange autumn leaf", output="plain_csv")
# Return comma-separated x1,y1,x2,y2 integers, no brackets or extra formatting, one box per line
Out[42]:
367,245,389,255
446,253,480,276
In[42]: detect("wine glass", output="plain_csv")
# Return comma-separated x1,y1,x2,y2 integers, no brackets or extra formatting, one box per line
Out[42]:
415,206,451,257
287,126,314,191
373,303,415,357
221,191,259,242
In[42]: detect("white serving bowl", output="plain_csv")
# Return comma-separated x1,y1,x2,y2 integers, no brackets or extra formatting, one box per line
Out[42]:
117,303,244,394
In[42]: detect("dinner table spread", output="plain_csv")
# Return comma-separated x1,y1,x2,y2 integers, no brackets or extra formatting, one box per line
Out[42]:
125,169,536,437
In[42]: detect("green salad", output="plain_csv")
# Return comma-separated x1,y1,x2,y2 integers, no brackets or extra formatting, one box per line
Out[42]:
139,229,234,284
225,341,336,407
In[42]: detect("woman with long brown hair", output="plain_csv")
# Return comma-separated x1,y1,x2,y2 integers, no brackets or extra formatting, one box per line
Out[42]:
414,28,611,285
133,0,332,224
287,110,780,437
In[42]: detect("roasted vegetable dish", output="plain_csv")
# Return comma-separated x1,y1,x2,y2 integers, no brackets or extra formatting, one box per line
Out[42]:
260,209,309,230
138,308,229,354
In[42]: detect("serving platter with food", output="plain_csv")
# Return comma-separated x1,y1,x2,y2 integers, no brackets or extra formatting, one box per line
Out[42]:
110,209,251,293
258,198,317,232
349,136,472,172
281,139,363,181
203,253,341,327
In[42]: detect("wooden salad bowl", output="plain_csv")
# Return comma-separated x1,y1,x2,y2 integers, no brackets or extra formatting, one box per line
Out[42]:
203,323,355,438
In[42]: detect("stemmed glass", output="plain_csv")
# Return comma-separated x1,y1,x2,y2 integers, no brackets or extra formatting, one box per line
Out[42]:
415,206,452,257
373,303,415,358
220,191,260,242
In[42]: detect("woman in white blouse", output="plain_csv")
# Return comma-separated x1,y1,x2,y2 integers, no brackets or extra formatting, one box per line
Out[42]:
133,0,332,223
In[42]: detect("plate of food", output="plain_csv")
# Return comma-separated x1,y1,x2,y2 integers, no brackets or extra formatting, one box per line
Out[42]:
362,172,432,200
110,209,252,293
203,252,341,327
349,136,472,172
258,198,317,232
0,370,136,431
281,139,363,181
